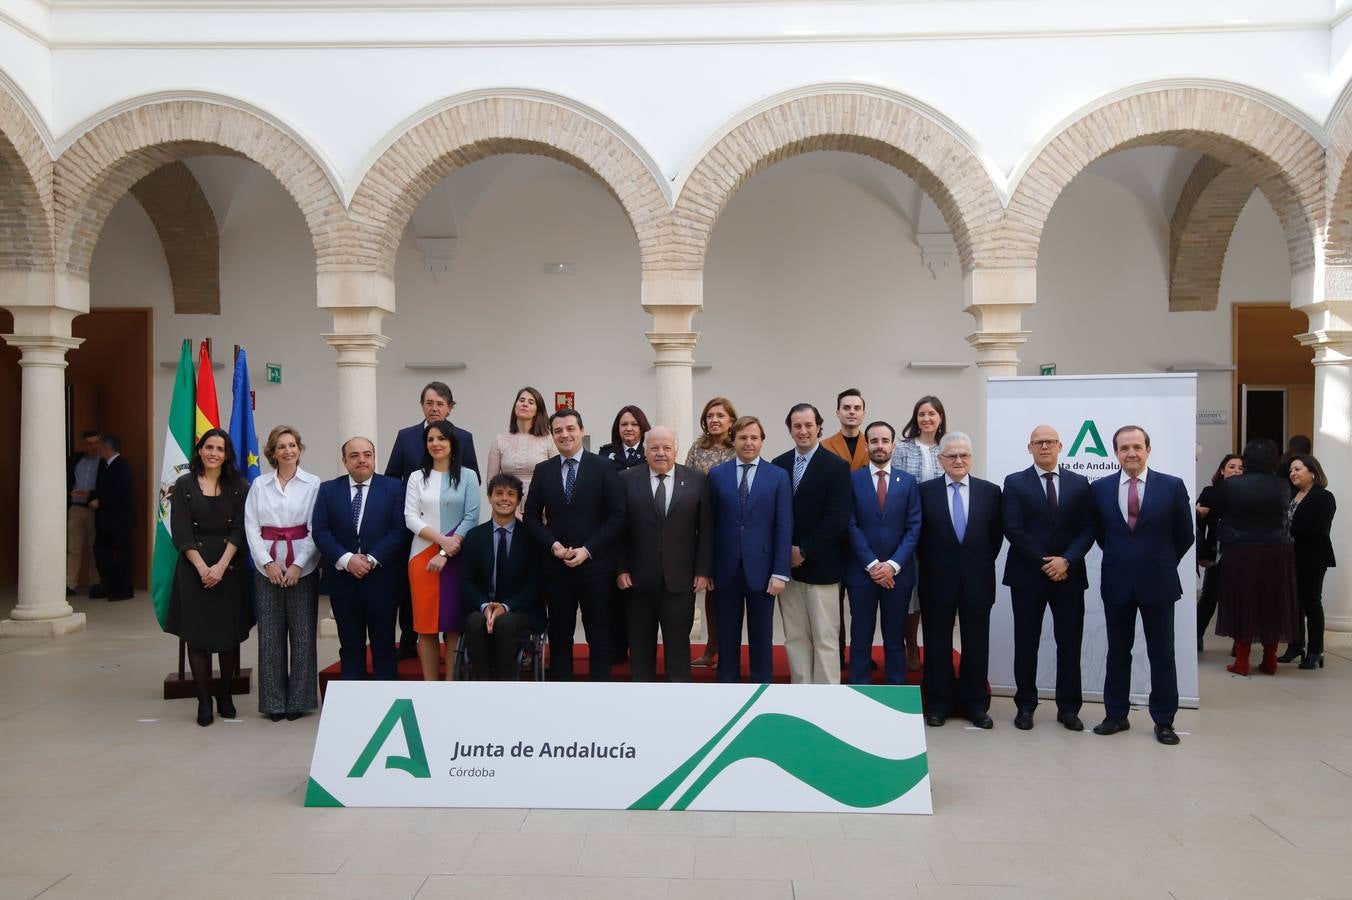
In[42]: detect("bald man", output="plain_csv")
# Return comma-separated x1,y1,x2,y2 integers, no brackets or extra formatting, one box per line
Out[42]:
615,426,713,682
1000,425,1094,731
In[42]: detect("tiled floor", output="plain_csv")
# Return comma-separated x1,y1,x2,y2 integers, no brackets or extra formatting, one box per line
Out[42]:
2,593,1351,899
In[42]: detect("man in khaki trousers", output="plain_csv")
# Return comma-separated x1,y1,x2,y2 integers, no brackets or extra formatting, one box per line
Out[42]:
67,430,102,595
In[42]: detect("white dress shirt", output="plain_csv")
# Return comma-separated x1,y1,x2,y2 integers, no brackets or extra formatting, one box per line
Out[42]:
735,457,760,491
559,449,585,490
337,476,379,572
1117,466,1149,523
649,467,675,515
243,467,321,574
867,462,901,574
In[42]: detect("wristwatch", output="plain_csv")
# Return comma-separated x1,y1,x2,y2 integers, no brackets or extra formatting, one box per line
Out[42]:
438,548,448,559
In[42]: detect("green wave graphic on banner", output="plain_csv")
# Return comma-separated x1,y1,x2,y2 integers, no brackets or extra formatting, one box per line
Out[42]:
671,713,928,810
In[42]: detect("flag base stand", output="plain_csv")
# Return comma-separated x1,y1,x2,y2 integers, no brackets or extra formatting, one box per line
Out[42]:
163,668,252,700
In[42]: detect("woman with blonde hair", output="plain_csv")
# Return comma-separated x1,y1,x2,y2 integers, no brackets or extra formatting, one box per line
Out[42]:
244,425,321,721
686,396,738,668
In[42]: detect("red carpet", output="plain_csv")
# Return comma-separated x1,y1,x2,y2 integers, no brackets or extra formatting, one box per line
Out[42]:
319,644,959,695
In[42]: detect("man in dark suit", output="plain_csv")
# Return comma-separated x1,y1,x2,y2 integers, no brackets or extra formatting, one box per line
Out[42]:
89,434,135,601
1089,425,1194,746
383,381,479,660
461,473,543,681
708,415,793,684
1001,424,1094,732
844,421,921,685
312,436,409,681
616,426,713,682
772,403,852,684
523,409,626,681
916,431,1004,728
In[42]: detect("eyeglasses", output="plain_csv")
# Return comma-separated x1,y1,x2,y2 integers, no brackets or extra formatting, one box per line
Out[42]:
1030,440,1060,448
940,452,971,460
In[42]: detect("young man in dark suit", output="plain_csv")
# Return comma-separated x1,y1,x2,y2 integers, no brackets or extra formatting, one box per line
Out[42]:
844,421,921,685
89,434,136,600
311,437,409,681
772,403,852,684
523,409,626,681
707,416,793,684
1089,425,1194,746
1001,424,1094,732
615,425,713,682
916,431,1004,728
382,381,478,661
461,474,543,681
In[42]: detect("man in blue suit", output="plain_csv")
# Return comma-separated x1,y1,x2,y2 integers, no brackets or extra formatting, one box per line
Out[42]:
312,437,409,681
383,381,479,660
708,415,792,684
1001,424,1094,732
1089,425,1194,746
844,421,921,685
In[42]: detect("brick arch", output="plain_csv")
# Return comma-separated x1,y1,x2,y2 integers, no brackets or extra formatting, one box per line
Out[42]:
1322,81,1352,267
129,162,220,315
1006,87,1323,281
671,91,1003,273
55,99,345,278
1168,155,1257,312
0,79,54,272
347,96,670,278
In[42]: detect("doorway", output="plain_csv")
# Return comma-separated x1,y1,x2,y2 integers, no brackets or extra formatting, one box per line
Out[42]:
1232,304,1313,453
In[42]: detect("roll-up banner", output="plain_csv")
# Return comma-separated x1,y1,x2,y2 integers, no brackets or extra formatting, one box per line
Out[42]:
984,373,1200,708
307,681,933,813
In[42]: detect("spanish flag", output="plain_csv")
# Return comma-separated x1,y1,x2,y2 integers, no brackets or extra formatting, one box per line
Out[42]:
194,339,220,440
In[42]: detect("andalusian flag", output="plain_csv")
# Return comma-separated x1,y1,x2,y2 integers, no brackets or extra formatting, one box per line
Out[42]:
228,348,261,483
150,340,196,629
195,339,220,440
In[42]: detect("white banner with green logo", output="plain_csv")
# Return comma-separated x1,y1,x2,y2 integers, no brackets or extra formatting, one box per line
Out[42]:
985,373,1200,707
306,682,931,813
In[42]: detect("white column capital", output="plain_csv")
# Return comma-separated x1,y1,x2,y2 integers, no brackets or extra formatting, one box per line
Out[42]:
645,330,699,363
321,331,391,367
2,334,83,366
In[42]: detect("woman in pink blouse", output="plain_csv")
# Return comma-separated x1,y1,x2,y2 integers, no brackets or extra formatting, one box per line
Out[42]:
486,386,557,515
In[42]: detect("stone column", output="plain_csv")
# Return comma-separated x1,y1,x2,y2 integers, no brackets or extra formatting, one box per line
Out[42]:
643,273,702,446
963,267,1035,472
1296,298,1352,635
318,273,395,453
1,308,86,637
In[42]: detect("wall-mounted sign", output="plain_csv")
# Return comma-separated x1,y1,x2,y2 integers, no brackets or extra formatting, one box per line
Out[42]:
266,363,282,384
554,391,575,411
1039,363,1057,376
1196,410,1228,425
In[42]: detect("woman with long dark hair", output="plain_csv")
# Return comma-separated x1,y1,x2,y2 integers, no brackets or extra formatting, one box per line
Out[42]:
599,405,652,470
486,386,556,513
406,420,481,681
891,395,947,671
1195,453,1243,650
1279,454,1337,670
165,428,251,726
1213,439,1298,676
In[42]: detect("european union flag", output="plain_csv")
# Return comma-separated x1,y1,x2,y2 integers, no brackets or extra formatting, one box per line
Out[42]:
229,347,261,483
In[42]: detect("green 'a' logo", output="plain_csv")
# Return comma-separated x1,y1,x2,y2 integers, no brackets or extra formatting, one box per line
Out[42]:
348,699,431,779
1068,420,1108,458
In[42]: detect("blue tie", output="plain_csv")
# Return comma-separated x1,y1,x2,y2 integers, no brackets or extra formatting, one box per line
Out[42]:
739,463,751,512
492,526,509,600
564,458,578,504
351,482,365,532
950,481,966,543
792,454,806,493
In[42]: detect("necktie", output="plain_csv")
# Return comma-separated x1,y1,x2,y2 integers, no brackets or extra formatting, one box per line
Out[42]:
876,470,888,512
950,481,966,543
655,473,667,519
792,454,807,493
493,526,509,600
1043,472,1058,516
564,458,578,504
1127,477,1140,530
739,463,751,512
628,447,640,465
350,482,365,531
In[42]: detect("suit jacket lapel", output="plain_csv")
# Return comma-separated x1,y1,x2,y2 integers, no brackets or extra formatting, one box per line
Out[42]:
745,460,770,516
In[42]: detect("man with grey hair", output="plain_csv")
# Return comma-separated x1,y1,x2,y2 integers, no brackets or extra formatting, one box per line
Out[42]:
916,431,1005,728
615,426,713,682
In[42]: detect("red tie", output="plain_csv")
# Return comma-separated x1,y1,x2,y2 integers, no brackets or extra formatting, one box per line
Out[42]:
1127,477,1140,530
876,470,888,512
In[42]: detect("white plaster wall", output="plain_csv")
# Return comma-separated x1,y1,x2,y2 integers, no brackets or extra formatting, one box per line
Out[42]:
88,146,1292,502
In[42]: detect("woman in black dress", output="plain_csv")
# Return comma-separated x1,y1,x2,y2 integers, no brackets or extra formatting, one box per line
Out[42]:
166,428,252,726
1195,453,1242,650
1213,439,1298,676
599,405,651,470
1280,454,1337,670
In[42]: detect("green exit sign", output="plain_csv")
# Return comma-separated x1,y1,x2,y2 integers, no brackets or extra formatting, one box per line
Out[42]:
1039,363,1056,376
266,363,282,384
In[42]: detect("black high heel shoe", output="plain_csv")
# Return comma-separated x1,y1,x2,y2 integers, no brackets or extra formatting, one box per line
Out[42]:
1276,646,1305,664
1299,653,1324,670
197,700,214,727
216,695,237,719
